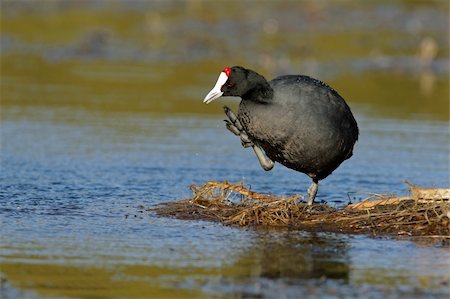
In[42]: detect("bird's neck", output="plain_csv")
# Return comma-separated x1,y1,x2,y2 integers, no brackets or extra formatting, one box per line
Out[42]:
242,71,273,103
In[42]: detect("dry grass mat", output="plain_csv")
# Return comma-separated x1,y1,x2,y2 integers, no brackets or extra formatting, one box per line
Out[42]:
151,181,450,238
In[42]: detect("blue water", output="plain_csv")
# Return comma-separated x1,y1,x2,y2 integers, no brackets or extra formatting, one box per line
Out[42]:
1,106,449,298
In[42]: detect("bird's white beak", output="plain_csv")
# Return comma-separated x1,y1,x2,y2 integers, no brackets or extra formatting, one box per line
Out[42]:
203,72,228,104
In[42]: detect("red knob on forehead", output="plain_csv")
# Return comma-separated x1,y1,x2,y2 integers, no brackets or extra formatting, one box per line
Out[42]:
223,67,231,77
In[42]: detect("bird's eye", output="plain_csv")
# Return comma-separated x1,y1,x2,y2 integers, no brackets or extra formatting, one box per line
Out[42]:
227,81,235,88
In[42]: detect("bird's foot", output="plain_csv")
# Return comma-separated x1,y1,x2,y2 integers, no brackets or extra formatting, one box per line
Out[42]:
223,106,274,171
224,106,254,148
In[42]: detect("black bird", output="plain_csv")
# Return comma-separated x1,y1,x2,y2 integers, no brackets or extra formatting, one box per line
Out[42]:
203,66,358,205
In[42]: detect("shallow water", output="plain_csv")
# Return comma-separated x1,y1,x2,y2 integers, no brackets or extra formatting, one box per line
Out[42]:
1,1,449,298
1,107,449,298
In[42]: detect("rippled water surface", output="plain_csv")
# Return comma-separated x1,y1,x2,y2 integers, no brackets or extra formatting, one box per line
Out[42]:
1,1,449,298
1,107,449,298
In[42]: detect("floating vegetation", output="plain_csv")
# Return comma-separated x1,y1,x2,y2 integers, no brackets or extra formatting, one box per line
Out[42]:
151,181,450,238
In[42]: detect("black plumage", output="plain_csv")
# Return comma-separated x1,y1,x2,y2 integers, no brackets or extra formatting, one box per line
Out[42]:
204,66,359,204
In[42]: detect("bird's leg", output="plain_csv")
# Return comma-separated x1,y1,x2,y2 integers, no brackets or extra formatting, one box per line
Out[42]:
307,179,319,206
223,106,274,171
252,143,275,171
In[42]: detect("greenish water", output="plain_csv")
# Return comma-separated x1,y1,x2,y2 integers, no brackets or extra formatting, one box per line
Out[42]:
1,1,449,298
2,0,449,119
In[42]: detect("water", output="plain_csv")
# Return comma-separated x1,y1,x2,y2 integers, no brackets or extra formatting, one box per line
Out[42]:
1,1,449,298
1,106,449,298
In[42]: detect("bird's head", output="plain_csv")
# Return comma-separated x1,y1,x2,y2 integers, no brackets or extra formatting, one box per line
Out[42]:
203,66,250,104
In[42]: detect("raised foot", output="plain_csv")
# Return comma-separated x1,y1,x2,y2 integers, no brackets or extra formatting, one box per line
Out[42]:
224,106,253,148
223,106,274,171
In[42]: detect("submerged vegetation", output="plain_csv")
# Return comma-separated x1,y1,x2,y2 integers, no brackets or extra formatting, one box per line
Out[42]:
152,181,450,238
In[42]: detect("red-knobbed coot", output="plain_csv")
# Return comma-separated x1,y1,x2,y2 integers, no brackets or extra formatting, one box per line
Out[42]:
203,66,358,205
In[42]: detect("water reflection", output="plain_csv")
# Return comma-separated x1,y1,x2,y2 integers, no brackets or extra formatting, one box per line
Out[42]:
1,1,449,298
230,231,349,281
1,109,449,298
